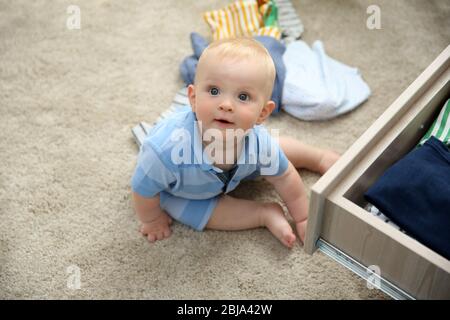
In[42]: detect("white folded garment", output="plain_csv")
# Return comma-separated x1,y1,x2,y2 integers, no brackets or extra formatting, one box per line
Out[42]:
282,40,371,121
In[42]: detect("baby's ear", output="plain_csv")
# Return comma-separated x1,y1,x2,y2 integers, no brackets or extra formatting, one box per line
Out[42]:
188,84,196,112
256,101,276,125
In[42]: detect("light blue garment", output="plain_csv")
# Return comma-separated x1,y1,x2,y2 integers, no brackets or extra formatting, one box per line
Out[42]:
282,40,371,121
131,106,289,230
179,33,286,113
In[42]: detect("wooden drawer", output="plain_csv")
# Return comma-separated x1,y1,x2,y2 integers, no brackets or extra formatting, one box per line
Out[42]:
304,45,450,300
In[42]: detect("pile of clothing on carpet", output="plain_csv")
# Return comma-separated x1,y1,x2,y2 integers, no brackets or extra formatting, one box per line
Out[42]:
179,0,371,121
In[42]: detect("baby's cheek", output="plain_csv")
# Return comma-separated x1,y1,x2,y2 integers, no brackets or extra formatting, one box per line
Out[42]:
242,109,258,123
196,106,214,124
198,99,210,109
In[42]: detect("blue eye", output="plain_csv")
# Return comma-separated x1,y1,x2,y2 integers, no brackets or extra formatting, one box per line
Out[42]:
238,93,249,101
210,87,219,96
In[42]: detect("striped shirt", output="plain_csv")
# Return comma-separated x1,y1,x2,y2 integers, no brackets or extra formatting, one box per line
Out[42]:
131,108,288,199
419,99,450,147
203,0,282,41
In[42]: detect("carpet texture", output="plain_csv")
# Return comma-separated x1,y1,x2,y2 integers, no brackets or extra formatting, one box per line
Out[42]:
0,0,449,299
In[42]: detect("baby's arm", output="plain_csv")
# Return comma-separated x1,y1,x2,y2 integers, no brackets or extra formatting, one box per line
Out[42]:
264,162,309,243
132,192,172,242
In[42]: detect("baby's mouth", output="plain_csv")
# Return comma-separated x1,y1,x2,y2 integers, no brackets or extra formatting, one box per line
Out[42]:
215,118,233,125
213,118,235,129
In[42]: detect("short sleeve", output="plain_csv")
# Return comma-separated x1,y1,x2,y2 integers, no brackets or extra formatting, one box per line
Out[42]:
131,142,176,198
256,126,289,176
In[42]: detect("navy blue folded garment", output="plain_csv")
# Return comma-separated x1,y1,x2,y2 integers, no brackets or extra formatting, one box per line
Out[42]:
179,32,286,113
364,136,450,260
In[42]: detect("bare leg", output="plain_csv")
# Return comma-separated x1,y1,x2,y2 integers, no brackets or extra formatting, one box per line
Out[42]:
206,195,296,248
278,136,340,174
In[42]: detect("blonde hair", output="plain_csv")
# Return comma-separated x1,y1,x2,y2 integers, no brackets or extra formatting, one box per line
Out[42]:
195,37,276,98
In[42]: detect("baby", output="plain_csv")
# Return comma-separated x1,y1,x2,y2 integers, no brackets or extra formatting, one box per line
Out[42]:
131,38,339,248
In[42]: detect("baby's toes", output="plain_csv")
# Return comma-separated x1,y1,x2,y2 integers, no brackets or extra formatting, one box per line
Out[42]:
155,231,166,241
327,151,340,166
284,232,296,248
163,228,172,239
147,233,156,243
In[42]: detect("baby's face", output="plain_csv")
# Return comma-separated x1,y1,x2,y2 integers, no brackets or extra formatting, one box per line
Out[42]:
189,53,272,136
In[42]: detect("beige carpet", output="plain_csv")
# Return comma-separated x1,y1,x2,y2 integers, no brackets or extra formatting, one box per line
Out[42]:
0,0,449,299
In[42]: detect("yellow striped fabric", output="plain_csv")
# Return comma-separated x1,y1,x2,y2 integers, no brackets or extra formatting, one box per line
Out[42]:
258,1,270,16
203,0,281,41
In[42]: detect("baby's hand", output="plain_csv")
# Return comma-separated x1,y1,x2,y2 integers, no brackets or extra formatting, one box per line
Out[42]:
139,210,173,243
295,219,307,244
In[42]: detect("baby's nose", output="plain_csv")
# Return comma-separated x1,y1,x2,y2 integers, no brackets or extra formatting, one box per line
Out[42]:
218,101,233,112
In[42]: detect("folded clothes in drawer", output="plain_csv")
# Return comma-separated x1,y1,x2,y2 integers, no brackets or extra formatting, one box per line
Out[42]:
364,136,450,260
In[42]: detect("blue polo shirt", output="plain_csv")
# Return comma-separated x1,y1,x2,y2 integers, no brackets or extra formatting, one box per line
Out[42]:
131,106,289,200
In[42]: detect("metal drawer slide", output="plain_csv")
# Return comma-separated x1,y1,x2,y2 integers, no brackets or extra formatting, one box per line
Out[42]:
317,238,415,300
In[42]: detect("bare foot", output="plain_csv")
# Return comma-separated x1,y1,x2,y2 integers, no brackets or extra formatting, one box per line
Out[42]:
261,203,296,248
295,219,307,244
318,150,340,175
140,210,173,243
